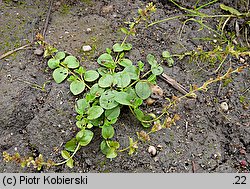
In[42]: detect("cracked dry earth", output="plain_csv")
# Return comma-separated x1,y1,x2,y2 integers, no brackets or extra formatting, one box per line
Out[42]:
0,0,249,172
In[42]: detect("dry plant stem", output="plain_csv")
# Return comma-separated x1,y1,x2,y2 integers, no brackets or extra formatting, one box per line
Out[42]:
160,73,188,95
0,43,33,60
179,66,246,100
43,0,53,39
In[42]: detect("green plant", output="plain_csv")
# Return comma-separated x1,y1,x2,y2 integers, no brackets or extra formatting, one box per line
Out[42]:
47,40,167,166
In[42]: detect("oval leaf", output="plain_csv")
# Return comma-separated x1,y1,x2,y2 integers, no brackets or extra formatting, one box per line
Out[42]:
65,138,77,152
135,81,151,100
66,158,74,168
151,66,163,75
114,92,133,106
113,72,131,88
61,150,70,160
146,54,157,66
99,90,119,109
102,125,115,139
70,80,85,95
118,58,133,67
48,58,60,69
105,106,120,120
64,55,79,69
98,74,113,88
124,65,139,80
55,51,66,60
87,105,104,120
122,43,132,51
90,83,105,97
84,70,99,82
113,43,123,52
75,98,89,115
97,53,115,68
76,129,94,146
53,67,68,84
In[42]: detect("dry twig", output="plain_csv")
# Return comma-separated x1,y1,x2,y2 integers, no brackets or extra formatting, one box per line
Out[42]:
160,73,188,95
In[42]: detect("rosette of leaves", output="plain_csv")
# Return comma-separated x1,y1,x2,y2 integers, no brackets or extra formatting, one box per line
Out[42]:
47,43,164,167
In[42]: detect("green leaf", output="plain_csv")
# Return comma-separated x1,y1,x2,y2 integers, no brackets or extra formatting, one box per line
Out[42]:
113,72,131,88
147,54,157,66
65,138,77,152
113,43,123,52
147,74,157,84
118,58,133,67
52,67,68,84
106,48,112,54
90,83,105,97
162,50,171,59
84,70,99,82
76,129,94,146
102,125,115,139
98,74,113,88
98,67,109,76
100,140,109,155
67,75,77,82
75,98,89,115
162,51,174,67
55,51,66,60
66,158,74,168
133,98,143,107
44,45,58,58
97,53,115,69
100,140,119,158
121,27,129,35
74,66,86,75
135,81,151,100
61,150,70,159
220,4,242,16
106,148,118,159
48,58,60,69
138,61,144,71
151,66,163,75
124,65,139,80
89,116,104,127
114,92,133,106
105,106,120,120
141,114,152,128
122,43,132,51
87,105,104,120
128,137,137,155
64,56,79,69
70,80,85,95
99,90,119,109
134,108,144,121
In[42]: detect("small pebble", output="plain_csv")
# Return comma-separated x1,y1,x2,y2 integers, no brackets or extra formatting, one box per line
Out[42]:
82,45,92,52
146,98,155,106
148,145,157,156
86,28,92,34
239,58,245,63
220,102,229,112
101,5,113,14
19,64,26,70
184,99,196,110
34,48,44,56
151,85,164,97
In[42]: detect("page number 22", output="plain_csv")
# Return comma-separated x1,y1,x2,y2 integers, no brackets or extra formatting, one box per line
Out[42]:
234,176,246,184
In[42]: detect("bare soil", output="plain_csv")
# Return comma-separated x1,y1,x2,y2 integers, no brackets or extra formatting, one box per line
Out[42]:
0,0,249,173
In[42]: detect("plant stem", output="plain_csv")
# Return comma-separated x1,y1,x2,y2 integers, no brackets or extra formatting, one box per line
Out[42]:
55,143,81,166
127,70,151,89
60,64,91,89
